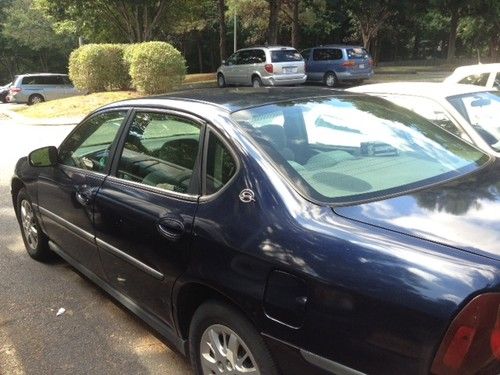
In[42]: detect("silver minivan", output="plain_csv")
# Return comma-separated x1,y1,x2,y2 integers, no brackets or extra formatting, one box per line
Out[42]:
217,46,307,87
8,73,80,105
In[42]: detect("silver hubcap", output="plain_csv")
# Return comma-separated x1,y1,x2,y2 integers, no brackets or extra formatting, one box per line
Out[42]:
252,79,261,88
21,200,38,249
326,74,335,87
32,96,42,104
200,324,260,375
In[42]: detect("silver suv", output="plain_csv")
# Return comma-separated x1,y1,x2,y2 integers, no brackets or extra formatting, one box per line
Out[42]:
8,73,80,105
217,46,307,87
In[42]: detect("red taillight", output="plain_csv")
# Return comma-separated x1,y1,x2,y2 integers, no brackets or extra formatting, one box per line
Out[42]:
264,64,273,73
9,87,21,95
342,61,356,68
431,293,500,374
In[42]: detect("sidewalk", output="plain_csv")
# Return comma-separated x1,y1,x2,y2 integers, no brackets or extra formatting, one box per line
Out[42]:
0,107,82,126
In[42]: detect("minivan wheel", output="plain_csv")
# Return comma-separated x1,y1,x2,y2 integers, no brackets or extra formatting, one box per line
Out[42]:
189,300,278,375
217,74,226,88
324,72,338,87
16,188,52,261
252,76,263,88
28,94,44,105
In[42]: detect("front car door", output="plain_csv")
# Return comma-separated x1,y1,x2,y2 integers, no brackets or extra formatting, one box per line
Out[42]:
93,109,203,325
223,52,240,84
36,109,129,276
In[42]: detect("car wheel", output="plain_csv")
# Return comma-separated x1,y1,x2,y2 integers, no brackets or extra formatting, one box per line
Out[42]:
189,300,278,375
252,76,263,88
16,188,52,261
324,72,338,87
28,94,44,105
217,74,226,88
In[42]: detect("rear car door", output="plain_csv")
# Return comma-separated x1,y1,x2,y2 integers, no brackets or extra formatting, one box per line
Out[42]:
37,109,129,276
93,109,202,325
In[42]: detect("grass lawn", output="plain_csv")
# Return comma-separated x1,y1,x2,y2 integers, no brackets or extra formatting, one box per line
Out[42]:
17,91,142,119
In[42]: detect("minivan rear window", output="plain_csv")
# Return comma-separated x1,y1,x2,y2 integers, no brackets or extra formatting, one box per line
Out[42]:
271,49,302,62
347,48,369,60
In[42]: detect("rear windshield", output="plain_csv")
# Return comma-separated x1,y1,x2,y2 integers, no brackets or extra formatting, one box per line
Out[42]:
347,48,369,59
231,96,487,204
271,49,302,63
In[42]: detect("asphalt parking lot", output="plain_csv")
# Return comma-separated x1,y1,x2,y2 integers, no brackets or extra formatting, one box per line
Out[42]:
0,69,451,375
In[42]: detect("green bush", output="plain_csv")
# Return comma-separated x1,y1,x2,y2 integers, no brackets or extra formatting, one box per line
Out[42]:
69,44,129,93
124,41,186,94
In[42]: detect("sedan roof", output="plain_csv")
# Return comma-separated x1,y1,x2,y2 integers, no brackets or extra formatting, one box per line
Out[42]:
105,87,354,112
347,82,492,98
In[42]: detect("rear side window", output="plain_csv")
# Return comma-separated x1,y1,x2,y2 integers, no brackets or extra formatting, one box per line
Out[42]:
239,50,266,64
205,132,237,194
313,48,343,61
347,48,369,59
22,76,63,85
116,112,202,194
459,73,489,87
271,49,302,62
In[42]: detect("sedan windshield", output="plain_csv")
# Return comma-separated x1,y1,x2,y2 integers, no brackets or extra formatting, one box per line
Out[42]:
447,91,500,151
231,96,488,203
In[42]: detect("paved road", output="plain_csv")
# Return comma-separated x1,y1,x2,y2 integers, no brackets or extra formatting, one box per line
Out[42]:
0,121,191,375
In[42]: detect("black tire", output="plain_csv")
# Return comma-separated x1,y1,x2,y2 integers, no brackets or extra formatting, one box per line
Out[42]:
189,300,278,375
217,73,226,88
16,188,52,261
324,72,338,87
252,76,263,88
28,94,44,105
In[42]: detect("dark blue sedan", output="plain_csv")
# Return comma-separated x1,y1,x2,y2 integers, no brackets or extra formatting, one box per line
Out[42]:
12,88,500,375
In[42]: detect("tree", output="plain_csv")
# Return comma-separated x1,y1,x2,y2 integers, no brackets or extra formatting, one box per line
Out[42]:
217,0,227,60
267,0,281,44
282,0,300,47
37,0,175,43
346,0,396,51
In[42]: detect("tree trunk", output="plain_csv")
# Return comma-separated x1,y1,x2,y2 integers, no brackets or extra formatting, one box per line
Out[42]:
447,9,459,61
217,0,227,61
291,0,299,48
267,0,281,45
197,34,204,73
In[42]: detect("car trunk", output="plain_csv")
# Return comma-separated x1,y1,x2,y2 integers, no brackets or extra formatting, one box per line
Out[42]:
333,160,500,261
270,49,305,80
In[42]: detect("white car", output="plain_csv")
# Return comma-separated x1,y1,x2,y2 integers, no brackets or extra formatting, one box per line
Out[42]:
444,63,500,89
348,82,500,157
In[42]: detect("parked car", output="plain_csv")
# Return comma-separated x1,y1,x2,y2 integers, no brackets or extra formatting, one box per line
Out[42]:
348,82,500,157
0,82,11,103
217,46,306,87
7,73,80,105
444,63,500,89
12,88,500,375
300,45,374,87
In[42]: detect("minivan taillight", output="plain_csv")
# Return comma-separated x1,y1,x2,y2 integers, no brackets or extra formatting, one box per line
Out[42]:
431,293,500,374
342,61,356,68
264,64,273,73
9,87,21,95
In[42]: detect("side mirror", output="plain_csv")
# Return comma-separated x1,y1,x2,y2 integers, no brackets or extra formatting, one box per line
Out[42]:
222,59,227,65
28,146,58,167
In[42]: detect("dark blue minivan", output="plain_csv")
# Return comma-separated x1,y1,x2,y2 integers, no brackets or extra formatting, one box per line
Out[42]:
301,45,374,87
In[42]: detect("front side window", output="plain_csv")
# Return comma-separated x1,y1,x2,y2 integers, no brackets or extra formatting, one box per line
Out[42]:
231,96,487,203
116,112,201,194
227,53,239,65
448,91,500,151
205,132,237,194
59,111,127,172
459,73,489,87
380,94,470,140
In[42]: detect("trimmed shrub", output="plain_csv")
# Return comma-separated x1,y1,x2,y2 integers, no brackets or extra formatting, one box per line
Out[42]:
69,44,129,93
124,41,186,94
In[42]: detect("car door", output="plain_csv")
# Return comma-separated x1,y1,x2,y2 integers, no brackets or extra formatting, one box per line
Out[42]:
223,52,240,84
36,109,129,276
62,75,79,98
93,109,202,324
309,48,329,81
